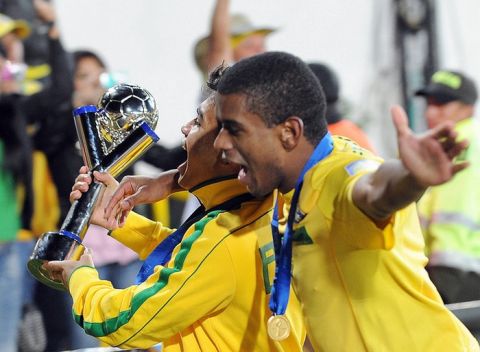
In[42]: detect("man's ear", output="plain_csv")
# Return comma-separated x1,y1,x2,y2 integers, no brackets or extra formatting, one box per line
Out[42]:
279,116,304,150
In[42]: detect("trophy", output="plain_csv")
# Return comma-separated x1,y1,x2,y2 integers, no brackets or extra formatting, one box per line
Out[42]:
27,83,160,290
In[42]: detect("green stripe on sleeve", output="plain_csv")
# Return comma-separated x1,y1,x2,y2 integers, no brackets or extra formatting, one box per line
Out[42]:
74,210,223,337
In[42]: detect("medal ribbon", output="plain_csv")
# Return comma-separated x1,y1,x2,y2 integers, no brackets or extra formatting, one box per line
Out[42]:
269,132,333,315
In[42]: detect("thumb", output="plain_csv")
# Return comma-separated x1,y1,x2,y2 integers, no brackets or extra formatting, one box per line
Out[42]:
93,171,118,188
80,247,94,266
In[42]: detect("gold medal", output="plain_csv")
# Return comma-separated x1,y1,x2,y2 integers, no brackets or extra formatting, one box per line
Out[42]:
267,314,291,341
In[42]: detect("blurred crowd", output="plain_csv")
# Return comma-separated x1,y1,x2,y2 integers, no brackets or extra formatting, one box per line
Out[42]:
0,0,186,351
0,0,479,351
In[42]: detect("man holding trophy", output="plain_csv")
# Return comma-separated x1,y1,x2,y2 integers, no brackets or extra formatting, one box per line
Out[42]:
41,68,306,351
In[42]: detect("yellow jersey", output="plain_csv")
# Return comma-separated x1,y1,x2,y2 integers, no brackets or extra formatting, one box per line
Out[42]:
68,178,305,351
284,136,478,352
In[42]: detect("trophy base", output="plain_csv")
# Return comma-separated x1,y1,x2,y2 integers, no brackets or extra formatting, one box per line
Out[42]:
27,231,85,291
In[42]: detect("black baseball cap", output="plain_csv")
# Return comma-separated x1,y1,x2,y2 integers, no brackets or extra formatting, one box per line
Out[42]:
307,62,342,124
307,63,339,103
415,70,478,105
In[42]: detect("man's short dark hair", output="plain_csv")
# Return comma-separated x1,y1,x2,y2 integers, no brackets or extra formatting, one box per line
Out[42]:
216,51,327,144
207,62,230,91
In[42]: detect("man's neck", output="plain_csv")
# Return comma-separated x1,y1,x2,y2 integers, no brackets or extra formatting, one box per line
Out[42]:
279,141,315,194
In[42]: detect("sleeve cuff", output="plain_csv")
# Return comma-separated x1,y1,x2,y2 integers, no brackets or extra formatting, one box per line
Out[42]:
68,265,99,294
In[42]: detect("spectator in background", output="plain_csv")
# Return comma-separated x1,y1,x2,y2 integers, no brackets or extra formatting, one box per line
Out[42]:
1,0,58,95
21,0,78,225
61,48,145,350
0,12,29,63
193,0,275,78
12,2,80,349
70,48,185,350
0,17,34,351
308,62,376,153
183,0,275,219
416,69,480,304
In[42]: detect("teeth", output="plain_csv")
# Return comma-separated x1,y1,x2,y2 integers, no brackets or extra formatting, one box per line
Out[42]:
238,167,247,179
221,150,227,160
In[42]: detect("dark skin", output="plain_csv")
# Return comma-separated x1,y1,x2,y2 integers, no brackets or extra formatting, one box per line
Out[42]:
213,93,469,225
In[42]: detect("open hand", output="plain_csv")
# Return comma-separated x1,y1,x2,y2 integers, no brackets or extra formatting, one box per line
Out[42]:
392,105,469,187
104,170,180,227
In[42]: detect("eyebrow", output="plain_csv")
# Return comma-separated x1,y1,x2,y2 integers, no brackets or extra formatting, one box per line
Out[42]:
221,119,241,130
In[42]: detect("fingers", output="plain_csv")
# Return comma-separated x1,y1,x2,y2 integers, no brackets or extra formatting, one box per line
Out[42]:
104,198,132,229
73,166,92,188
104,187,127,219
430,120,456,139
69,189,82,203
43,260,63,272
79,165,89,174
452,161,470,175
42,248,96,289
71,166,93,203
443,139,469,160
391,105,411,138
72,180,90,193
42,260,67,285
104,202,123,229
104,178,135,219
118,209,131,227
81,248,94,266
70,176,91,203
121,190,144,211
75,173,92,185
93,171,118,188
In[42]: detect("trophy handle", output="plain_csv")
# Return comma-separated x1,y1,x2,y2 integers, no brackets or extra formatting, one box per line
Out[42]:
27,232,86,291
27,182,103,290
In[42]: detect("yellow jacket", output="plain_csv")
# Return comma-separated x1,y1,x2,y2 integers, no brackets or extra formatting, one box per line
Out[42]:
68,177,305,351
287,136,478,351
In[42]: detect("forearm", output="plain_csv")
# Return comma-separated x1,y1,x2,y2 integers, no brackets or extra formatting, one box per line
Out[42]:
354,159,426,221
207,0,232,72
110,211,175,259
68,243,235,348
160,169,183,194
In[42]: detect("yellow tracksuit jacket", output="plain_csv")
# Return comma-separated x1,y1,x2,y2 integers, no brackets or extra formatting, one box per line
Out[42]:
68,178,305,351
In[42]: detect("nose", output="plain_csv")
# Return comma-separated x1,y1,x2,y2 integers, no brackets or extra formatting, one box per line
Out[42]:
181,120,193,137
213,127,231,152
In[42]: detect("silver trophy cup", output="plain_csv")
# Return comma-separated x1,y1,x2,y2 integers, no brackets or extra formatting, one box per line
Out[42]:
27,83,159,290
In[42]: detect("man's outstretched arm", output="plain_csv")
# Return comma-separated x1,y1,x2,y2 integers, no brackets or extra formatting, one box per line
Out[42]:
353,105,469,222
